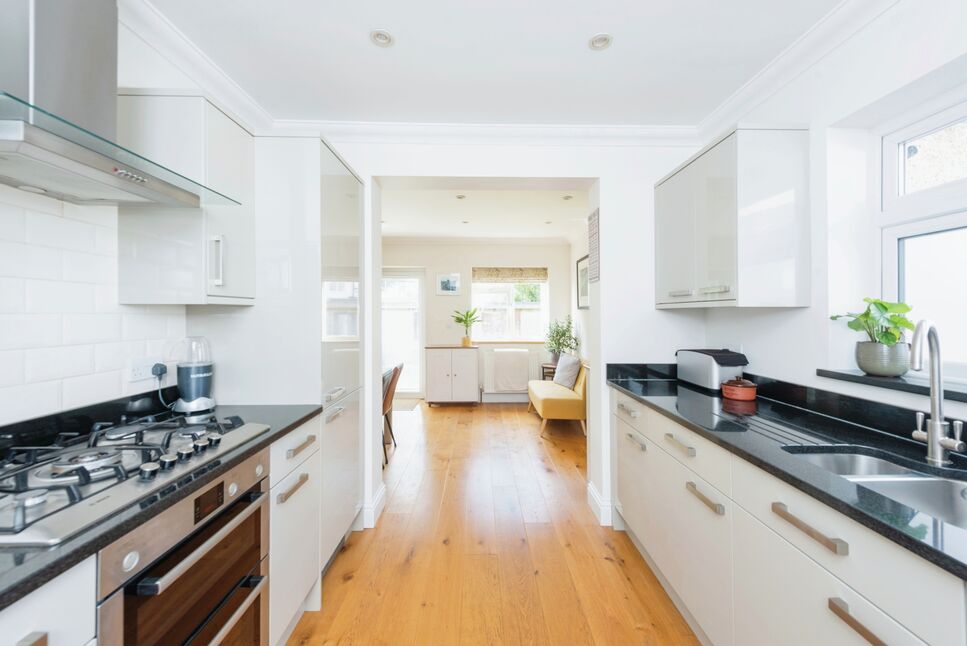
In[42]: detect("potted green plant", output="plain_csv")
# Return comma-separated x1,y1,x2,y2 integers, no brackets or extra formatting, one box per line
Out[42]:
831,297,914,377
452,308,481,347
546,316,579,364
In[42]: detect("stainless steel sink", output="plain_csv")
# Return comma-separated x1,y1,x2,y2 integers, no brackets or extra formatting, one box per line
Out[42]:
784,449,967,530
849,476,967,529
791,452,921,477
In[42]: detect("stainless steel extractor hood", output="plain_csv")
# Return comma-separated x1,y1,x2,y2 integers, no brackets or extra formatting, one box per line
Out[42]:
0,0,235,207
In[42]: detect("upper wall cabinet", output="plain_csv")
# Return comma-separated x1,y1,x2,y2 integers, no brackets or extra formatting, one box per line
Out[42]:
655,128,810,308
116,92,255,305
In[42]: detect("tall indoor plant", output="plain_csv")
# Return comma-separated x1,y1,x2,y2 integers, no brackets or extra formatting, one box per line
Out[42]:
831,297,914,377
546,316,579,364
452,308,481,347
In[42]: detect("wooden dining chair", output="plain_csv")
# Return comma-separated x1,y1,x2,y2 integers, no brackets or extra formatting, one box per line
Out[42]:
382,364,403,464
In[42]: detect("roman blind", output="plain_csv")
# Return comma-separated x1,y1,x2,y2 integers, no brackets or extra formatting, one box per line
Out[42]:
471,267,548,283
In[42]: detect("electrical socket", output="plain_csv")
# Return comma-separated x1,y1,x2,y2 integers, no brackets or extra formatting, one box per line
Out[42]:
129,358,163,383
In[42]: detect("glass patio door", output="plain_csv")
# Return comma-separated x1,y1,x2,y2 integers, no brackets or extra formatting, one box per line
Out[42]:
381,270,424,394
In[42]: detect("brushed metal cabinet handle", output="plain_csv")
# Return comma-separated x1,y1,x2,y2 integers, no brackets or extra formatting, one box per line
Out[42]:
285,434,316,459
325,406,346,423
699,285,731,294
827,597,887,646
617,402,640,419
664,432,696,457
668,289,693,297
686,481,725,515
625,432,647,451
772,502,849,555
211,235,224,286
324,386,346,402
210,575,269,646
16,633,47,646
277,473,309,504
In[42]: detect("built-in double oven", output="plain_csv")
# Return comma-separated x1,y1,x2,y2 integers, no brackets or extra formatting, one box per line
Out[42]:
96,450,270,645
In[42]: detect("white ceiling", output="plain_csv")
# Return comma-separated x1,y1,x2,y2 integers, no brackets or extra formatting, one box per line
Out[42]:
147,0,842,125
379,178,591,240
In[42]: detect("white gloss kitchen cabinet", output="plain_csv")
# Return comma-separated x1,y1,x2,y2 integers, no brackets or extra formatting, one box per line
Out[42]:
654,127,809,308
319,141,364,567
612,390,967,646
269,415,322,646
116,91,255,304
425,347,480,404
0,556,96,645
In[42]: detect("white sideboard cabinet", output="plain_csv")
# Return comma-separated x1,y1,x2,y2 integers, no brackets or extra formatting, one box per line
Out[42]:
426,347,480,404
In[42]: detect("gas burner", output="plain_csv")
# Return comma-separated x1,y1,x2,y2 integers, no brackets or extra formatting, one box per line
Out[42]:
50,449,122,475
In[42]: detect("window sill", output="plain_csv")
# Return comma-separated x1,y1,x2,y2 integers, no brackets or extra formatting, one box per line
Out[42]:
816,369,967,404
474,340,545,344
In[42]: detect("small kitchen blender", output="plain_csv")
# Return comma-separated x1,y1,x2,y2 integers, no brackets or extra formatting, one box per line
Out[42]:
172,336,216,422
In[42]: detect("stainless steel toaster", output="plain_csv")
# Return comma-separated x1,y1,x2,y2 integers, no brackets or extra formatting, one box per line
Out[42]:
676,349,749,390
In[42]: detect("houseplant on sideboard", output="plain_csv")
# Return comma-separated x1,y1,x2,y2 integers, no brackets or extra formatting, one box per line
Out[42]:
452,308,481,347
831,297,915,377
546,316,579,364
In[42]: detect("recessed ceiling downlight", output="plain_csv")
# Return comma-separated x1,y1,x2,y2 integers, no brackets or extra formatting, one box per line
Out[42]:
588,33,612,51
370,29,394,47
562,194,573,201
456,194,467,200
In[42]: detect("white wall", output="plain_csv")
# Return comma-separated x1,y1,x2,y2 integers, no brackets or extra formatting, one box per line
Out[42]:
0,185,183,425
702,0,967,418
333,140,704,523
382,238,572,346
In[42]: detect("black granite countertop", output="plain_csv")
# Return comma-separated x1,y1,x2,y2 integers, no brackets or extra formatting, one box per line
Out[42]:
0,403,322,610
606,364,967,580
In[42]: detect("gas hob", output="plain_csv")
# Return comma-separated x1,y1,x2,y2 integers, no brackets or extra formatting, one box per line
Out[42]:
0,410,269,546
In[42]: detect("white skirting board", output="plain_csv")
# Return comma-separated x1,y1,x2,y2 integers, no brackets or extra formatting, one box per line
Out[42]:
363,482,386,528
586,481,612,526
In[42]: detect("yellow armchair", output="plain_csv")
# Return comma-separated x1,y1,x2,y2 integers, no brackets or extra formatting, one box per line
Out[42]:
527,364,588,436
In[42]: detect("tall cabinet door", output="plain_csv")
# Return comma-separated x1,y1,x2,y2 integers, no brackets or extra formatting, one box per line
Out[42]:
450,349,479,402
205,103,255,300
425,349,452,402
321,141,363,397
655,166,696,304
693,132,737,302
321,388,361,567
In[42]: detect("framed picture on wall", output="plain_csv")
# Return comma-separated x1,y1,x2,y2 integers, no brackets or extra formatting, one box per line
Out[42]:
436,273,461,295
576,255,590,309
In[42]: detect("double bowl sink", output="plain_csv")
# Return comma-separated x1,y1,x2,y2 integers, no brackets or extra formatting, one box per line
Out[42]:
783,449,967,529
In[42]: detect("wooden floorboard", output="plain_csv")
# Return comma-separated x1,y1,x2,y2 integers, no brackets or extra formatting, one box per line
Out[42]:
287,402,698,646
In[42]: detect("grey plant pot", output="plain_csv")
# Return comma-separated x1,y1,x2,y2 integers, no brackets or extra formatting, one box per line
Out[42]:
550,352,561,365
855,341,910,377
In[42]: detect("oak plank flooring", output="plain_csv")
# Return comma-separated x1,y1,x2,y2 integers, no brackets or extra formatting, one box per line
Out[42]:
287,403,698,646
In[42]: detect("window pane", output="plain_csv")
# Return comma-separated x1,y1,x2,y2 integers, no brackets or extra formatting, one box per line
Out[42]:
900,226,967,365
902,119,967,194
471,280,548,341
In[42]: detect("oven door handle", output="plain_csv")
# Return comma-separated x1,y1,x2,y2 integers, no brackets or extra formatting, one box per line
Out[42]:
209,575,268,646
135,492,266,596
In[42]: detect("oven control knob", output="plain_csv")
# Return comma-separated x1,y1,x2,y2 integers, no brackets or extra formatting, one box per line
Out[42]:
158,453,178,470
255,463,264,477
193,439,209,454
207,432,223,447
177,447,194,462
122,551,140,572
139,462,160,481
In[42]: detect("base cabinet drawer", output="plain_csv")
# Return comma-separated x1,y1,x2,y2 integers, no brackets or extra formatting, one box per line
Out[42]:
269,413,322,488
732,455,966,646
269,451,321,646
734,506,925,645
0,556,95,645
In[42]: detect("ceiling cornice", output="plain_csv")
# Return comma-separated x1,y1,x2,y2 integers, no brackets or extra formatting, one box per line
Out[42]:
697,0,902,140
118,0,275,133
383,236,572,246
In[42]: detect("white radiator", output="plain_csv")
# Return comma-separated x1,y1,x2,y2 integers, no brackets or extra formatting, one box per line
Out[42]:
481,345,544,399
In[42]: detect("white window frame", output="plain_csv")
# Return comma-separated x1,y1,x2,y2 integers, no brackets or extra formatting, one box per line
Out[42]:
881,98,967,224
381,268,426,396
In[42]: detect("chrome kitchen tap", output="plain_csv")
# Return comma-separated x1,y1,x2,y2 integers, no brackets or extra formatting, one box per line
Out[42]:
910,319,965,466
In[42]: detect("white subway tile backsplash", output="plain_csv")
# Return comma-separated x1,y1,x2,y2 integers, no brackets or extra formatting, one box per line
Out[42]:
0,350,24,387
62,313,122,344
0,315,62,349
0,278,25,313
0,241,61,280
25,345,94,383
25,280,96,313
25,212,97,252
62,251,116,284
62,370,122,410
0,381,61,426
123,314,168,341
0,204,26,242
0,194,186,424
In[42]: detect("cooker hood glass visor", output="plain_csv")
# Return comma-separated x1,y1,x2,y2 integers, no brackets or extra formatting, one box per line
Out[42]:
0,92,238,207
